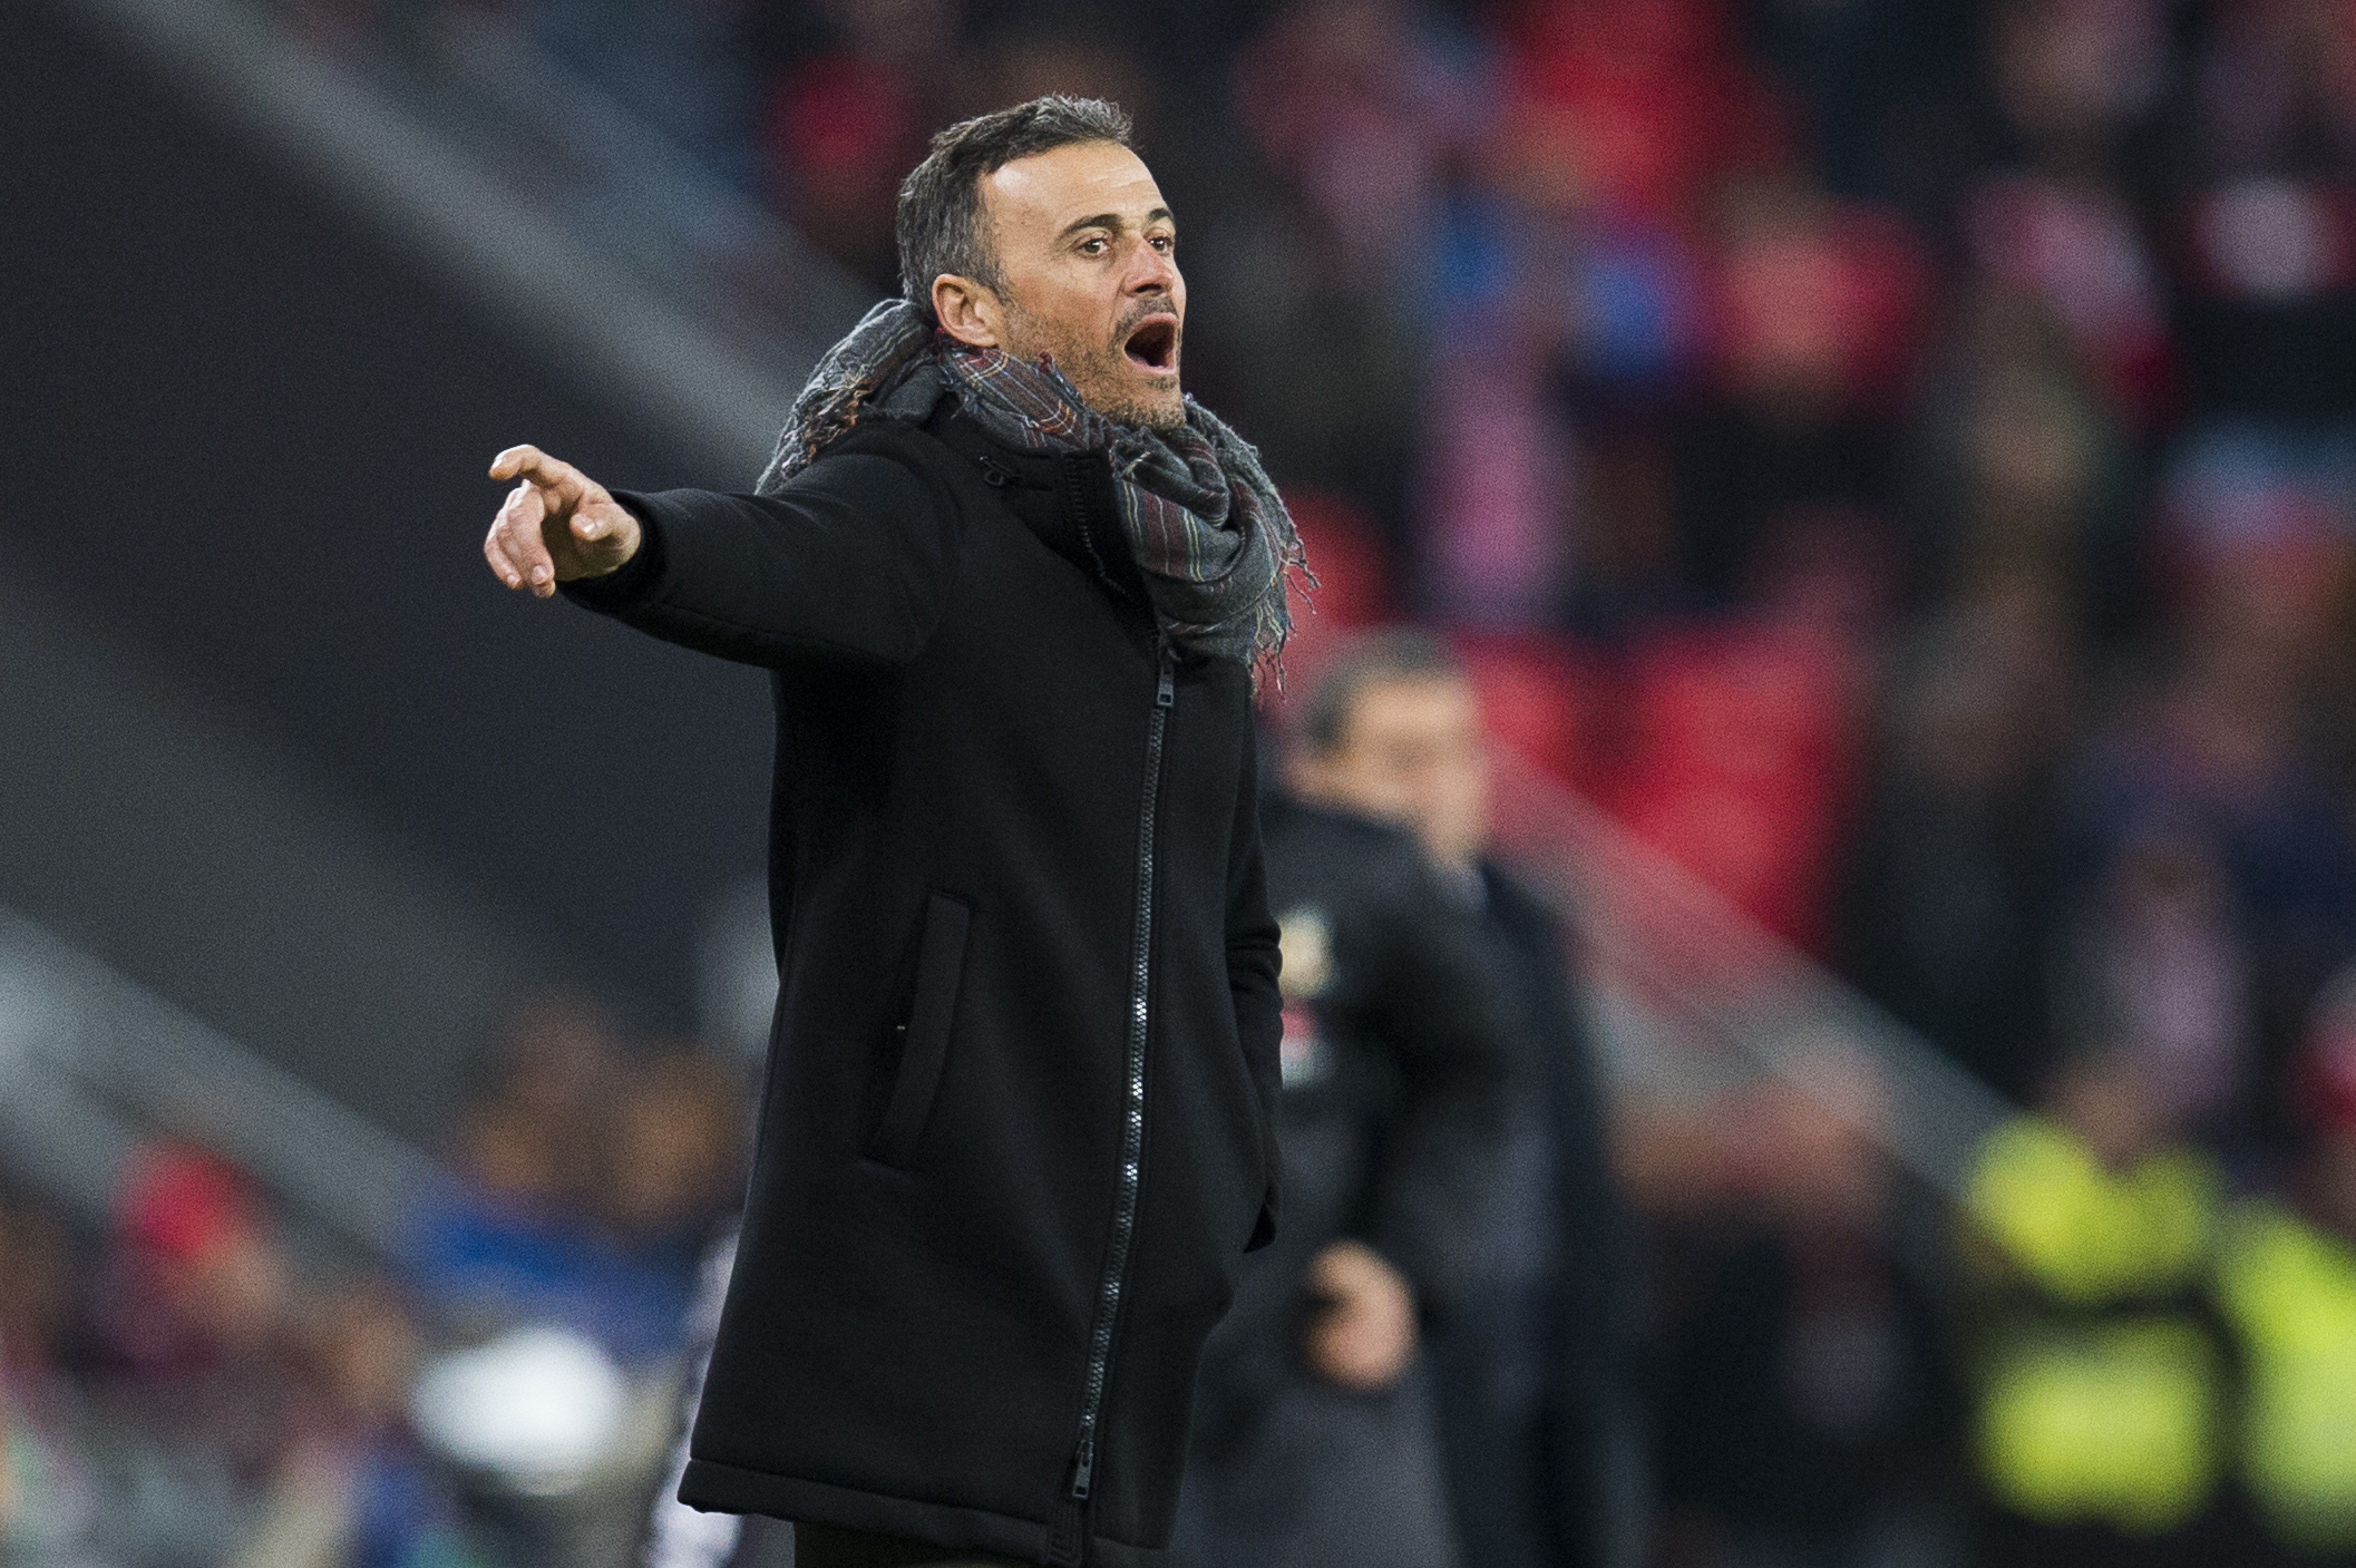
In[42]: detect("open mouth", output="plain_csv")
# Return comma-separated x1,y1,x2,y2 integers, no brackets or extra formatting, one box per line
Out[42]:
1122,315,1180,375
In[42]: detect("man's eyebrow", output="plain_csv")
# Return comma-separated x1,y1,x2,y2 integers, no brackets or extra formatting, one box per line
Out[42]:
1056,206,1178,241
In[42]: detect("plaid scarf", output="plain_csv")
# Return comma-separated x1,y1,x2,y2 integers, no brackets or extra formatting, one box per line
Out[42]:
758,299,1307,675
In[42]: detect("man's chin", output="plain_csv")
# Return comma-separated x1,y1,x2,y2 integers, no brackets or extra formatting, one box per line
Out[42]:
1040,345,1186,428
1104,383,1187,432
1016,334,1186,429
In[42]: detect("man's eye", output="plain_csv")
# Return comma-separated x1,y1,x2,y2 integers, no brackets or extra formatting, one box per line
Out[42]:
1150,235,1175,253
1079,237,1108,255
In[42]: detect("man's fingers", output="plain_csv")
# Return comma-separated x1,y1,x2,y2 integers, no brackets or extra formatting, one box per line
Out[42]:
489,444,589,510
512,485,563,592
486,444,623,596
487,485,560,593
498,481,543,531
484,531,524,590
571,494,629,542
485,516,544,594
484,488,528,589
487,444,546,483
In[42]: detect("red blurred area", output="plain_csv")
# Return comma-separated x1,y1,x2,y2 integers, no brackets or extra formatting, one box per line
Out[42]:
1704,181,1929,414
1442,621,1863,955
1496,0,1789,222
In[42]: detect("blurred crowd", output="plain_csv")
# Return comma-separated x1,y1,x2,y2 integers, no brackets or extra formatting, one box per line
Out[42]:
0,1004,744,1568
27,0,2356,1565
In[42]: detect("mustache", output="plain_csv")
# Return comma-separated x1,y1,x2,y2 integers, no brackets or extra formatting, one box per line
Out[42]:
1114,295,1181,341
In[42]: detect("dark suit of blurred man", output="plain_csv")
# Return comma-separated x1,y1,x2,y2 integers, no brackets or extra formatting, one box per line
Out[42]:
1290,630,1648,1568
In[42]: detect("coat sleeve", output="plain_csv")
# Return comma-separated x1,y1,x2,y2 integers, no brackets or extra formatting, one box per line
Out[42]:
1225,725,1284,1252
560,444,962,669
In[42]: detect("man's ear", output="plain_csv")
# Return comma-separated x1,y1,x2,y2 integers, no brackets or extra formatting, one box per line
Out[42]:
932,275,1001,348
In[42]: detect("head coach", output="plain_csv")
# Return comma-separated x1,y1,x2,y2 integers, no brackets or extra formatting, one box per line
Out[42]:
478,98,1301,1568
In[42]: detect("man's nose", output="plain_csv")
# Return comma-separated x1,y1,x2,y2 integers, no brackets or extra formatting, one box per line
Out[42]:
1124,238,1179,295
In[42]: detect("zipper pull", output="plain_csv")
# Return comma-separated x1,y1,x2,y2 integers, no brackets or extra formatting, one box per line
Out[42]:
975,455,1014,488
1155,653,1175,710
1071,1435,1096,1500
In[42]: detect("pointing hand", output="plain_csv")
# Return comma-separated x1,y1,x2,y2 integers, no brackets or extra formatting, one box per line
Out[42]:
483,445,642,598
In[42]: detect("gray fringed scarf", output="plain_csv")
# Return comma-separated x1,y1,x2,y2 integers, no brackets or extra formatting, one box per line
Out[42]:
759,299,1307,675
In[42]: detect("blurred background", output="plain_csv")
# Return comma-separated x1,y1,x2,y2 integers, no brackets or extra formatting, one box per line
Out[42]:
13,0,2356,1564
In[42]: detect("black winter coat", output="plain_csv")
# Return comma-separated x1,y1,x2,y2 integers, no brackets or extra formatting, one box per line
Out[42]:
563,400,1284,1567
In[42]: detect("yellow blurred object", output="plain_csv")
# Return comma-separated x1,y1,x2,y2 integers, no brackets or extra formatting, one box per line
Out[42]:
2216,1200,2356,1552
1963,1117,2226,1533
1964,1116,2217,1305
1976,1317,2221,1533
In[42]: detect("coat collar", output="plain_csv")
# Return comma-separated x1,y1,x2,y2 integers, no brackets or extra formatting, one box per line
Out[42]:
923,400,1150,610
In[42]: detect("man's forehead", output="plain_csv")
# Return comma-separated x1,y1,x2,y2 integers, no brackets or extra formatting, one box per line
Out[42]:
983,142,1169,235
1349,676,1480,738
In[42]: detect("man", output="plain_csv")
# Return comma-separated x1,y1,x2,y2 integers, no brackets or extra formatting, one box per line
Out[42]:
1169,769,1515,1568
1288,630,1646,1568
480,97,1300,1568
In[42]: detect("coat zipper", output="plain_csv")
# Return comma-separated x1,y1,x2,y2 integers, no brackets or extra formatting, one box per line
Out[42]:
1050,643,1176,1565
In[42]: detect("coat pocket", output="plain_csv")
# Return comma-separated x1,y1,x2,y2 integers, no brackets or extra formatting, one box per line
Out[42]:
869,892,972,1168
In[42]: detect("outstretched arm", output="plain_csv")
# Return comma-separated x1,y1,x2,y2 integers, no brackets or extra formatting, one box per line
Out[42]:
477,438,962,669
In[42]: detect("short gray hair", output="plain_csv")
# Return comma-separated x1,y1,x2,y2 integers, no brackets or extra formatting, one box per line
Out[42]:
1296,628,1466,755
895,96,1136,321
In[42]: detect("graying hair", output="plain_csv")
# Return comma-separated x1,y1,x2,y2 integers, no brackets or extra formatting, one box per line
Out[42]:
1296,628,1466,755
895,96,1136,321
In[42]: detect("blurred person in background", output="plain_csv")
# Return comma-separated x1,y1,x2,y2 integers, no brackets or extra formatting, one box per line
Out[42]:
481,94,1299,1568
1167,700,1515,1568
2168,0,2356,453
1959,1045,2240,1568
406,997,743,1366
240,1279,499,1568
1282,627,1645,1568
398,1002,745,1565
80,1142,303,1568
404,996,639,1352
2053,827,2256,1150
2067,583,2356,1153
640,885,791,1568
1647,1054,1958,1568
1841,575,2077,1102
2216,970,2356,1564
1220,0,1478,562
591,1043,747,1361
1900,286,2141,633
1672,161,1928,615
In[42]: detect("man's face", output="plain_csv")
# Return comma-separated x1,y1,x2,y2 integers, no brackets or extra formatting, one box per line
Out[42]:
1293,675,1491,873
967,141,1186,429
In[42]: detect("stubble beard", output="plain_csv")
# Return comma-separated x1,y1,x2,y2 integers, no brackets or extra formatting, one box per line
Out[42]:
1002,299,1187,433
